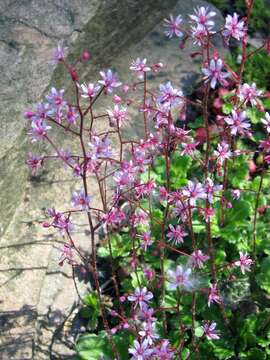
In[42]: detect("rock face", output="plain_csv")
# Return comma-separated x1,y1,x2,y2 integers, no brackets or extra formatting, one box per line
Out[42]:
0,1,225,358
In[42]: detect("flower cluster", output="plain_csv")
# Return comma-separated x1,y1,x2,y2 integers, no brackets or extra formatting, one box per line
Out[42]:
23,3,267,357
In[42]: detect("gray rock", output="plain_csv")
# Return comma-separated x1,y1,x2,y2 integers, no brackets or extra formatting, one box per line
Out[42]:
0,0,225,358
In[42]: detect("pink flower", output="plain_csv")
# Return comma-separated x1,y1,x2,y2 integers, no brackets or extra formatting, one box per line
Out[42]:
128,287,153,309
140,232,153,251
136,179,156,198
46,87,66,107
99,69,122,93
238,83,262,106
138,305,156,323
223,13,246,41
51,44,66,64
182,180,206,206
29,119,51,142
58,148,72,167
130,58,151,79
128,339,153,360
143,267,155,281
88,135,113,160
213,141,232,165
189,6,216,30
190,24,209,46
203,207,215,222
208,283,220,307
167,265,194,290
204,178,222,203
114,169,134,188
79,82,101,98
191,250,210,268
159,81,183,107
102,207,126,228
261,112,270,133
59,244,76,266
107,104,127,127
133,209,149,227
202,58,230,89
154,339,175,359
234,252,253,274
155,103,170,129
203,321,220,340
260,139,270,152
26,153,43,174
139,322,159,345
164,14,183,38
181,142,199,156
159,186,169,201
225,109,250,136
71,189,91,210
172,200,189,222
167,224,187,244
66,105,78,124
231,189,241,200
170,127,190,142
48,209,73,235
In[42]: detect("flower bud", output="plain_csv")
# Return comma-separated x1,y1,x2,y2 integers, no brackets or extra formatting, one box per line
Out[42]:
110,310,118,317
24,111,35,119
111,327,118,334
122,84,130,93
68,66,78,81
81,51,91,61
265,39,270,55
113,94,122,104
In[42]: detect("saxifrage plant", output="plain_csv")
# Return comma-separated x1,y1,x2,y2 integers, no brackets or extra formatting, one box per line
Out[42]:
24,1,270,358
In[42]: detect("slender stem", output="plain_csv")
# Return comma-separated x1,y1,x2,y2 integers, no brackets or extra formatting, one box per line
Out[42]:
252,171,264,257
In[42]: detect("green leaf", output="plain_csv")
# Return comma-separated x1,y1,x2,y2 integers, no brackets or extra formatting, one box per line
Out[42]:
162,293,177,309
187,116,204,129
97,234,131,258
247,107,262,124
76,331,132,360
256,256,270,293
222,103,233,115
83,293,99,308
195,326,204,337
228,156,249,188
213,346,234,360
76,332,111,360
246,348,266,360
224,199,251,225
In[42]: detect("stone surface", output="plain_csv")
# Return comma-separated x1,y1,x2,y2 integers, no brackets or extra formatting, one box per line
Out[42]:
0,0,225,358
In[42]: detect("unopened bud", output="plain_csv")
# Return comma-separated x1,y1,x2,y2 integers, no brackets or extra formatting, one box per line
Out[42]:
265,39,270,55
179,41,185,49
24,111,35,119
152,62,164,72
113,95,122,104
111,327,118,334
122,84,130,93
81,51,91,61
68,66,78,81
111,310,118,317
